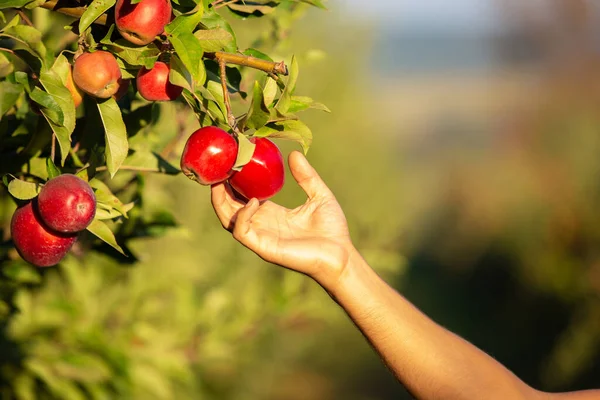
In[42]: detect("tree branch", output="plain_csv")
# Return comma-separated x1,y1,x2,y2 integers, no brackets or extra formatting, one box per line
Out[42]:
205,52,288,76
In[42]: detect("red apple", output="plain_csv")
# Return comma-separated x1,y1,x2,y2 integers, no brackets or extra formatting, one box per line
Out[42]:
180,126,238,185
11,201,78,267
136,61,182,101
115,0,172,46
73,51,122,99
37,174,97,233
229,137,284,201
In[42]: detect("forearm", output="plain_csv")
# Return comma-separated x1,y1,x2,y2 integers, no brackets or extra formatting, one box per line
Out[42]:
322,248,537,400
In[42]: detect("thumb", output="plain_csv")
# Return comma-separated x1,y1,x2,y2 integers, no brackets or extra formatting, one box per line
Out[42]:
289,151,332,199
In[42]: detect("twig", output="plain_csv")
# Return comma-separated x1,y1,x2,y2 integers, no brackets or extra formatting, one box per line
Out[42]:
39,1,109,25
214,0,239,10
50,134,56,164
16,10,34,27
95,165,178,173
205,52,288,76
219,57,237,130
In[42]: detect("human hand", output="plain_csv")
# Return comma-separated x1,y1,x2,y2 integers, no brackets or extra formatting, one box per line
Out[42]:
211,151,355,286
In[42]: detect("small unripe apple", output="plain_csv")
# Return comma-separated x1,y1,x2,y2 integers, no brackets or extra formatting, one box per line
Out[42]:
65,64,84,107
37,174,97,233
11,201,78,267
115,0,172,46
229,137,285,201
180,126,238,185
136,61,182,101
73,51,122,99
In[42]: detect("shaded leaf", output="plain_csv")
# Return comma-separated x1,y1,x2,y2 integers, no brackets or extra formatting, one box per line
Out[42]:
86,219,125,255
244,81,269,130
0,81,22,118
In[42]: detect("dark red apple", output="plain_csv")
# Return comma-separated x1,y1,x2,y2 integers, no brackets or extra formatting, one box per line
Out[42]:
180,126,238,185
136,61,183,101
11,201,78,267
73,51,122,99
229,137,285,201
37,174,97,233
115,0,172,46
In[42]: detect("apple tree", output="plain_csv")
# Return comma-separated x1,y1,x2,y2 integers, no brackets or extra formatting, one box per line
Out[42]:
0,0,328,397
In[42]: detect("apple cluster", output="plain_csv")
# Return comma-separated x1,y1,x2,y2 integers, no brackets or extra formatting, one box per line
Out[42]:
66,0,181,105
11,175,97,267
180,127,285,201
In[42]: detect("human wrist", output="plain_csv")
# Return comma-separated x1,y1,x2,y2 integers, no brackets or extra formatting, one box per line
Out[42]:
314,244,368,297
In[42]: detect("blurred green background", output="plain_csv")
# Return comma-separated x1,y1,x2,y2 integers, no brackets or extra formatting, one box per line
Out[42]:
2,0,600,398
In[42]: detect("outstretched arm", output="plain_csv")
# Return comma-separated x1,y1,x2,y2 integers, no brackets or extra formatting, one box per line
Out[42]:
211,151,599,400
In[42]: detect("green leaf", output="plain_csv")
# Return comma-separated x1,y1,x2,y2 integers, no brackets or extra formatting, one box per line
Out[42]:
31,87,63,125
1,24,50,69
102,39,160,69
1,15,20,31
233,134,256,170
275,55,298,114
79,0,116,33
165,8,204,36
263,77,277,106
7,178,41,200
193,28,234,52
0,52,13,78
200,11,237,52
244,81,269,130
95,202,134,220
288,95,331,113
168,54,192,92
96,98,129,178
254,119,312,154
46,158,61,179
86,219,125,255
243,48,273,62
40,65,77,164
168,33,205,86
89,178,131,217
0,0,33,9
0,81,23,118
205,80,227,119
